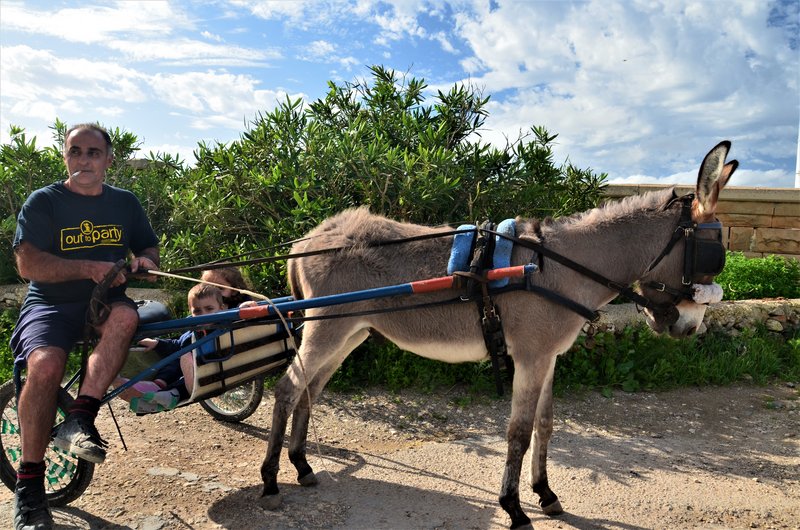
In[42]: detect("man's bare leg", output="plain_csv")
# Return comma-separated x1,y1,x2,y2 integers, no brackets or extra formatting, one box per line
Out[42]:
18,347,67,463
52,302,138,463
80,303,139,398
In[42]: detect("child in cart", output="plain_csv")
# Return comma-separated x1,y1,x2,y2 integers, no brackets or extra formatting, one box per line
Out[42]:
114,283,226,413
114,268,257,413
200,266,254,308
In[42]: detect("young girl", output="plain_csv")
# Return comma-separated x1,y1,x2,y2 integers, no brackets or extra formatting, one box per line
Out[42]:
200,267,255,308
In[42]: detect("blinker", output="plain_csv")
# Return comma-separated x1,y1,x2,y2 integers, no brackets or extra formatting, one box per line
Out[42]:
690,222,726,279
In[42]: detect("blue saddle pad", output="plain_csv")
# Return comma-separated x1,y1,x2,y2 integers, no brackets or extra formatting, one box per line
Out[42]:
446,219,517,288
491,218,516,288
447,224,476,275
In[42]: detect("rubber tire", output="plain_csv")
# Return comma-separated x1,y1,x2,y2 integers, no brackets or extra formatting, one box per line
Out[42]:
199,378,264,423
0,378,95,507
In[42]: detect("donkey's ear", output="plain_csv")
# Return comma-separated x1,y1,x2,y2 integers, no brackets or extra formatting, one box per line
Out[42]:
695,141,737,217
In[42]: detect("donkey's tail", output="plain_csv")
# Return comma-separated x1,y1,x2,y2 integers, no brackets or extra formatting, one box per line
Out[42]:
287,258,304,302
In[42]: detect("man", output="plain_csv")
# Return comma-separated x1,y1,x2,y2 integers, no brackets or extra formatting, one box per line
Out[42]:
9,123,160,530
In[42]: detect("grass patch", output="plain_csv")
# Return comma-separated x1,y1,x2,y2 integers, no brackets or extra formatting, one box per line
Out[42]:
717,252,799,300
556,325,799,397
318,325,799,398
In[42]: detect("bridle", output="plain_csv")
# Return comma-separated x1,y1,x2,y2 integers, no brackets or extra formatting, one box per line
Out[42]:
486,192,726,326
636,193,726,326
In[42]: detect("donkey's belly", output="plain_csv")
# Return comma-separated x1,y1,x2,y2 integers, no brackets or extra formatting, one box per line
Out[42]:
386,335,489,363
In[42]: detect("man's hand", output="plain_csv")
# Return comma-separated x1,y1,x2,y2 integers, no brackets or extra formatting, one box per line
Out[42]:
90,261,128,288
130,247,160,282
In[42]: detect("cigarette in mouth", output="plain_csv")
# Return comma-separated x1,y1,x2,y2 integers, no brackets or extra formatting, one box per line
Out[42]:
72,171,82,177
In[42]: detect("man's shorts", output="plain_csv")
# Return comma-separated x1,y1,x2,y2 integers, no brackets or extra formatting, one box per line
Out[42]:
10,297,136,367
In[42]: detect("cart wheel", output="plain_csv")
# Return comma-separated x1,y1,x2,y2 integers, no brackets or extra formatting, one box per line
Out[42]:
0,379,95,507
199,378,264,423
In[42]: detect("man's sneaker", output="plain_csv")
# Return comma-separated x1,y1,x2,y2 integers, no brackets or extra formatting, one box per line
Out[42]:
13,480,53,530
52,414,108,464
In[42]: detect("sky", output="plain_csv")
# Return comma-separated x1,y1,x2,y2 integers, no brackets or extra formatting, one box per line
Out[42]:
1,0,798,188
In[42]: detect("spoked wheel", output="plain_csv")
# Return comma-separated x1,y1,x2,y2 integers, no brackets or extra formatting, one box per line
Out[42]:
199,377,264,423
0,378,95,507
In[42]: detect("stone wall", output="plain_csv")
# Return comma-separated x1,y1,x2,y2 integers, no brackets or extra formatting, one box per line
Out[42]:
605,185,800,260
585,298,800,337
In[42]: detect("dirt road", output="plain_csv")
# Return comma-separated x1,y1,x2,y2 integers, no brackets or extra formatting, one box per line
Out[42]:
1,383,798,529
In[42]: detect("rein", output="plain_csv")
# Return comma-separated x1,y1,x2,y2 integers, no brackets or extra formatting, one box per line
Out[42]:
168,228,474,274
156,194,717,324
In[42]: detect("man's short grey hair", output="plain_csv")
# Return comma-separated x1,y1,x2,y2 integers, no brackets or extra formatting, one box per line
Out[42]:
64,123,113,154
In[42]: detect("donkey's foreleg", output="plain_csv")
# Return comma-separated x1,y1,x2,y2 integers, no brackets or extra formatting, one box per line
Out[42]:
286,328,371,488
499,364,541,529
530,374,563,516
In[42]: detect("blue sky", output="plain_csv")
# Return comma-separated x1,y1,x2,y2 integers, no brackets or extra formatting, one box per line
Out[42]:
1,0,798,188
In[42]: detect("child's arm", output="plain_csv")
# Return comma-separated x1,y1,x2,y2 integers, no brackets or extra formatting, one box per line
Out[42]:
138,338,159,350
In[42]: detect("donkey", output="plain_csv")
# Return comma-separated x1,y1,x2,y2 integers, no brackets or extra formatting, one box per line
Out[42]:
260,141,737,528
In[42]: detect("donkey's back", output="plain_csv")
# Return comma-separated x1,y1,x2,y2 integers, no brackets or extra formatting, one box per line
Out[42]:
288,207,504,362
289,207,454,299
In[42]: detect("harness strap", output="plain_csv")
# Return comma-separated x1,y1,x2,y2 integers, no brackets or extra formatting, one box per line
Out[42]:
524,281,598,321
482,228,657,310
644,195,694,278
479,289,514,397
466,221,514,396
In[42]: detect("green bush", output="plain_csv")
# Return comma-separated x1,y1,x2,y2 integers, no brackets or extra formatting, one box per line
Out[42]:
717,252,799,300
160,66,607,293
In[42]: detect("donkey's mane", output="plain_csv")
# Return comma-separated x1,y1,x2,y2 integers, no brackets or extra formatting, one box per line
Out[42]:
550,187,675,232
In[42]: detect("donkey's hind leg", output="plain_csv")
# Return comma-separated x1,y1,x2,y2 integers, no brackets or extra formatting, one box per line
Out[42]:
530,376,563,516
260,322,369,508
287,327,370,488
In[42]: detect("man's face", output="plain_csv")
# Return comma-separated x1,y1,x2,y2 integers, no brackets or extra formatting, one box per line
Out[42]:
63,128,113,194
189,295,225,317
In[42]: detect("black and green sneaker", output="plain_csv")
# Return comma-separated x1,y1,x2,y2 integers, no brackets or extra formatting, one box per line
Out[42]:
13,479,53,530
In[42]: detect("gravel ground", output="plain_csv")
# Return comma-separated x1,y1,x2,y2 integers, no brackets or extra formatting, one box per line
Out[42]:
1,382,798,530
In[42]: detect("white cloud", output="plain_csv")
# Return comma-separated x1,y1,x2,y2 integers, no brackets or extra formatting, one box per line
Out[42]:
1,45,149,106
2,2,276,67
446,0,798,186
148,70,302,126
1,1,191,44
299,40,359,70
432,31,457,54
105,38,280,65
303,40,338,61
609,167,794,189
201,30,224,42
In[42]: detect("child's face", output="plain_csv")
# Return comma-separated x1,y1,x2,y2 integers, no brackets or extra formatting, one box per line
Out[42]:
189,295,225,317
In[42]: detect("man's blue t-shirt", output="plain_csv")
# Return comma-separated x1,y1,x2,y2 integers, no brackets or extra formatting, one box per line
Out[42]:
14,181,159,309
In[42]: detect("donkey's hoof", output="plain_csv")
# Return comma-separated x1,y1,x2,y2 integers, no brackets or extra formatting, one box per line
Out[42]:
542,499,563,516
298,471,319,487
259,493,283,511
